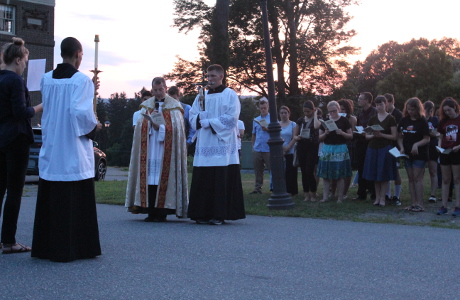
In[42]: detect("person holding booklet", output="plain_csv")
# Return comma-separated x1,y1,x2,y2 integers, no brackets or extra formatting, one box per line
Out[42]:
294,101,320,201
125,77,188,222
362,95,398,207
250,99,271,194
423,101,440,203
279,106,298,195
435,97,460,216
317,101,353,203
397,97,430,212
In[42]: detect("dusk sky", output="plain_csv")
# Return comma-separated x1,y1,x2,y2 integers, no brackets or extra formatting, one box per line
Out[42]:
53,0,460,98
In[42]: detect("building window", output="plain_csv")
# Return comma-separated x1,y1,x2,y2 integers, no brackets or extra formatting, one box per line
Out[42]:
0,5,15,34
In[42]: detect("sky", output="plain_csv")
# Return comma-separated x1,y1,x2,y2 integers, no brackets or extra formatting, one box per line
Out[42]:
53,0,460,98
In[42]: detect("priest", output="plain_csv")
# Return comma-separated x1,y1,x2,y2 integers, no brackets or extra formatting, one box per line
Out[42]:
32,37,102,262
188,64,245,225
125,77,188,222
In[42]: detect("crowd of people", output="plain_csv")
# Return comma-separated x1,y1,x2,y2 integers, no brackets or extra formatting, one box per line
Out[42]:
251,92,460,218
1,35,459,263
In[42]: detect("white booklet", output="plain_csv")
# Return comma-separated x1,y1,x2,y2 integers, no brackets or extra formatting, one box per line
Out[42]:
436,146,452,154
354,126,364,134
324,119,338,131
389,147,409,158
254,118,268,128
364,124,385,134
142,112,165,126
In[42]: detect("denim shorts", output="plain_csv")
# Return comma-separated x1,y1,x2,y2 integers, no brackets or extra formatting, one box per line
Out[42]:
403,159,426,169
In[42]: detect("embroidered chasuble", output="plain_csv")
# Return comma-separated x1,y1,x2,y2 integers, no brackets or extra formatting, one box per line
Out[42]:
125,95,188,217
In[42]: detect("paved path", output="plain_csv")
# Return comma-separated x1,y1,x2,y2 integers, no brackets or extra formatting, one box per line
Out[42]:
2,169,458,299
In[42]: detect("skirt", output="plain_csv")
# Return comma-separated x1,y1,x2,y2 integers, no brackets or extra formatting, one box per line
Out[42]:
317,144,352,179
362,145,397,182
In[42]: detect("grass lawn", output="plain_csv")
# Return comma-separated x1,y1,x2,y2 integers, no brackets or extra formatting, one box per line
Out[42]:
95,170,460,229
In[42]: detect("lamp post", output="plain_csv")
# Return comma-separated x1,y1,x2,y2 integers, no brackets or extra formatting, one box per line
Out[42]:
260,0,294,210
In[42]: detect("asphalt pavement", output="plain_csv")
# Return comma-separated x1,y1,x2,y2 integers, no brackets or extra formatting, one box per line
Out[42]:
2,168,459,299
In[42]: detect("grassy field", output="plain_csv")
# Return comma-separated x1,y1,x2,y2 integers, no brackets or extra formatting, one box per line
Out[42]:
95,170,460,229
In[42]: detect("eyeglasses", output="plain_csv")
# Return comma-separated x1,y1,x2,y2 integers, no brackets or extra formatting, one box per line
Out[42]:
328,109,337,113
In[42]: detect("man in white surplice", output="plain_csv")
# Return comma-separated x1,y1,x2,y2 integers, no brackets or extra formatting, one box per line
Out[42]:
188,64,245,225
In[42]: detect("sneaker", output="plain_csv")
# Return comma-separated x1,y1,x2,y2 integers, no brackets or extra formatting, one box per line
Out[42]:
452,207,460,217
392,196,401,206
428,196,437,203
437,206,448,215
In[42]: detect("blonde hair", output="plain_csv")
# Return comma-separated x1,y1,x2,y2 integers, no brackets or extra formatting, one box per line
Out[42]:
2,37,29,65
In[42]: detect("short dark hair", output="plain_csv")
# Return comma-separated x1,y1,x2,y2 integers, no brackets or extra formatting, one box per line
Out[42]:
303,100,315,110
141,90,152,98
2,37,29,65
360,92,373,103
61,37,82,59
374,95,387,105
167,86,180,97
423,100,435,112
207,64,225,75
384,93,394,103
152,77,166,87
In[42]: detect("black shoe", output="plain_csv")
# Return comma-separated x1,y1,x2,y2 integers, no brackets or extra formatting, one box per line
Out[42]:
196,219,210,224
392,196,401,206
249,190,262,194
144,216,167,222
209,219,224,225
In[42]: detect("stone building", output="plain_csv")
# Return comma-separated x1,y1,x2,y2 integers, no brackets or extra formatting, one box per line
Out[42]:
0,0,55,126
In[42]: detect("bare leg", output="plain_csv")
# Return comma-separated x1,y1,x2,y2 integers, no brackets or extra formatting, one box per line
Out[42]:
343,176,351,198
330,179,337,198
406,167,417,207
412,167,426,209
336,178,344,203
428,160,438,198
441,165,452,208
379,181,389,206
321,179,330,202
373,182,381,205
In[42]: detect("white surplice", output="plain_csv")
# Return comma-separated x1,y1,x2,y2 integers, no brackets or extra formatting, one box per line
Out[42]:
189,88,240,167
39,71,97,181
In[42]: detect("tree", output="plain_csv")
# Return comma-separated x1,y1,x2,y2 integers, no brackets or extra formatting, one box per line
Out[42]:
336,38,460,103
171,0,359,105
376,45,454,102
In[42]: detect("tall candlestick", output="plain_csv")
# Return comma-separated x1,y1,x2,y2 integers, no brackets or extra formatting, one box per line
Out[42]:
94,34,99,69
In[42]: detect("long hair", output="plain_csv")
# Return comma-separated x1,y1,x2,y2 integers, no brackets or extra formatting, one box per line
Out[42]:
439,97,460,121
402,97,424,119
338,99,352,116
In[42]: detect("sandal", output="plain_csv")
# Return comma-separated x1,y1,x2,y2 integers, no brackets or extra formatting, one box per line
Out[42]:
404,205,415,211
411,206,424,212
2,243,31,254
